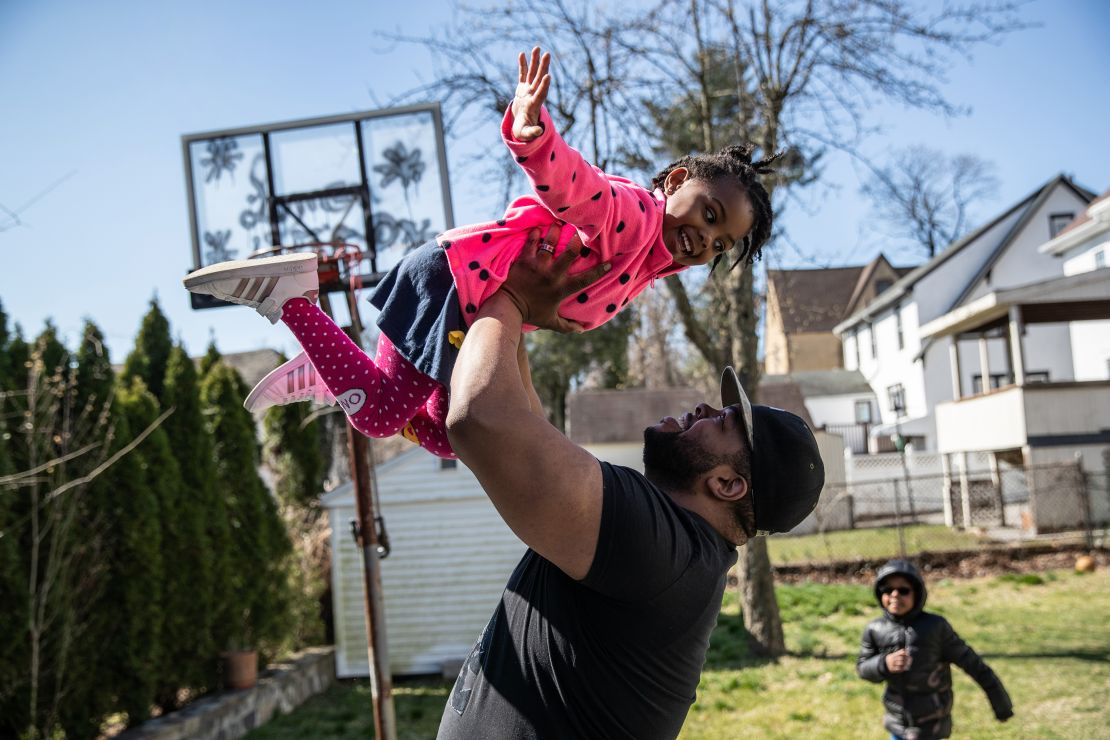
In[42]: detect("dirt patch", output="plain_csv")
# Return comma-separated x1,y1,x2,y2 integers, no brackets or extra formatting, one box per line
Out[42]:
756,544,1109,586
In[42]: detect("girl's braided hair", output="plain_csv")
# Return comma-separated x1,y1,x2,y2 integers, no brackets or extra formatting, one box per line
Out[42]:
651,144,780,271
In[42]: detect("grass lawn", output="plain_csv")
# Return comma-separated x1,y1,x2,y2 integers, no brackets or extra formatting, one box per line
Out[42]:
249,567,1110,739
768,524,986,565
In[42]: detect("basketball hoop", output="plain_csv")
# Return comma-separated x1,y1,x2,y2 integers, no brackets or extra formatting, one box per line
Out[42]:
249,240,366,294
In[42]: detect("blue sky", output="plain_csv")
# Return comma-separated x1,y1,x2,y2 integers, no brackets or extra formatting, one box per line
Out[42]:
2,0,1108,363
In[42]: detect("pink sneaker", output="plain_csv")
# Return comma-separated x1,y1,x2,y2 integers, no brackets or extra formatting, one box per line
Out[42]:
244,352,335,412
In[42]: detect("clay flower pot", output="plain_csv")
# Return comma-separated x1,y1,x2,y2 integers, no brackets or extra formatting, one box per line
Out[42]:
224,649,258,690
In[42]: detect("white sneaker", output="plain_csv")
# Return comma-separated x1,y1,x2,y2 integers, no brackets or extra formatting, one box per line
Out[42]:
244,352,336,412
183,253,319,324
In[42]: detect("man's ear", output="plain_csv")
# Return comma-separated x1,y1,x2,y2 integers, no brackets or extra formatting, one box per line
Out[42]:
663,167,689,194
706,467,749,503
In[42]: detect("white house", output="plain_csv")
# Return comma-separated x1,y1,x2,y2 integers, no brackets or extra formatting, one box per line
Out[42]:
919,266,1110,531
1038,189,1110,380
833,174,1097,452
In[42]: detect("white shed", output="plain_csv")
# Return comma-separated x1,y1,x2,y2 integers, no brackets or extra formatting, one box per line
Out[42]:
322,448,527,678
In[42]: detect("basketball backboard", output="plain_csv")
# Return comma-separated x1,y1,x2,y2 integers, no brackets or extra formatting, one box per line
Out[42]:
182,103,454,309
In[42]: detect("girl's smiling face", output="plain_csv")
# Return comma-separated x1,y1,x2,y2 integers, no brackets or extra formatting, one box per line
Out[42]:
660,168,755,267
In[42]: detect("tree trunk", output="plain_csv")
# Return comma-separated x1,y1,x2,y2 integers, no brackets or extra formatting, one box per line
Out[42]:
687,0,785,659
727,240,785,658
735,535,784,656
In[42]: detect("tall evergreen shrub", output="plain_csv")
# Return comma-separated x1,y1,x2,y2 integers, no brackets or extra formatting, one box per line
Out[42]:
122,303,218,707
101,379,166,726
121,298,173,401
201,362,293,659
162,344,226,691
0,302,28,734
57,321,124,737
2,328,119,738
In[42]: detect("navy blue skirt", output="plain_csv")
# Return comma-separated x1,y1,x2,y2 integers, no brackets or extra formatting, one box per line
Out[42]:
368,239,465,388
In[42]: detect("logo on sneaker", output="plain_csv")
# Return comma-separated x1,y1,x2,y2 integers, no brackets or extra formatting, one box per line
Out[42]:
337,389,366,415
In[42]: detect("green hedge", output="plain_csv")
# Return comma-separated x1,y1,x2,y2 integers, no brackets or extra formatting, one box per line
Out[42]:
0,301,306,738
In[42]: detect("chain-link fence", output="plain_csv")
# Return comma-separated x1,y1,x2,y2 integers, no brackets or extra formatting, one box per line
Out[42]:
770,461,1109,567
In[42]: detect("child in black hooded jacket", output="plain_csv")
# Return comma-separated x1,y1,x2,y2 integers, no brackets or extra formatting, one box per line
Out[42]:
857,559,1013,739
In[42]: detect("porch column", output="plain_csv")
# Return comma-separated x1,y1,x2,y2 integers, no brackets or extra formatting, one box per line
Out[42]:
978,334,991,393
948,337,963,399
958,451,973,528
1008,305,1026,385
940,453,955,527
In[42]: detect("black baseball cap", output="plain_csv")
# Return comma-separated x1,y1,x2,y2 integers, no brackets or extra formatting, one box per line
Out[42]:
721,367,825,534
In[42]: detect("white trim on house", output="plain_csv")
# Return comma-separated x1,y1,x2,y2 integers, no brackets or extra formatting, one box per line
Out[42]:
920,269,1110,340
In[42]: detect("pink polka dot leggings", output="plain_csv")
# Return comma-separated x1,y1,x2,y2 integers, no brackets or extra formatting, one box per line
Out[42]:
281,298,456,459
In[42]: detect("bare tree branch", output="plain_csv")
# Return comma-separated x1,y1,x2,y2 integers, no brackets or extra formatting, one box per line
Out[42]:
860,146,1000,258
45,407,174,503
0,442,102,488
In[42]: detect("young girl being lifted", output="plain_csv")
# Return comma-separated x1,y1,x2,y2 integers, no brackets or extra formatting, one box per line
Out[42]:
184,47,778,458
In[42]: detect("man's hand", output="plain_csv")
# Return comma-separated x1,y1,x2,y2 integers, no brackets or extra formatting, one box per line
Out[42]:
501,224,610,333
511,47,551,141
885,648,912,674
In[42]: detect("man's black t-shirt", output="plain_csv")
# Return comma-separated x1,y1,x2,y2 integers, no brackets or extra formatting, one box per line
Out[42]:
437,461,738,740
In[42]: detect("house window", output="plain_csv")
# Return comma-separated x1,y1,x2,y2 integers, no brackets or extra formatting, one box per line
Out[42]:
887,384,906,415
440,458,458,470
971,373,1010,393
1096,249,1107,269
1048,212,1075,238
850,329,861,368
868,324,877,359
855,400,873,423
875,279,892,294
895,305,904,350
1025,370,1050,384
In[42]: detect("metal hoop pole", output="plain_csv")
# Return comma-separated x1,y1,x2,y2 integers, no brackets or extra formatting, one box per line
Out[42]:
319,289,396,740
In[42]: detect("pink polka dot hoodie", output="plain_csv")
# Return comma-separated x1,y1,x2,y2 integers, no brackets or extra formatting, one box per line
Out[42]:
440,105,686,330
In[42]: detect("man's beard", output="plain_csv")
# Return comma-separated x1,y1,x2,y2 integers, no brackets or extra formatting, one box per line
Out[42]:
643,427,727,492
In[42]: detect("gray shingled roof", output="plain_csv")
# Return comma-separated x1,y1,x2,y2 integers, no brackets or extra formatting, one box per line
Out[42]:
752,380,815,426
762,369,872,397
767,266,864,333
768,255,913,333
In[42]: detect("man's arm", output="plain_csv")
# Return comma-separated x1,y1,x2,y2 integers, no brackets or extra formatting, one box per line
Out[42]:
516,336,546,418
447,237,610,580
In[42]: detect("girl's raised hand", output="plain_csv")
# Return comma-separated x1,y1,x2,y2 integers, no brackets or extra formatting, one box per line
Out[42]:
511,47,551,141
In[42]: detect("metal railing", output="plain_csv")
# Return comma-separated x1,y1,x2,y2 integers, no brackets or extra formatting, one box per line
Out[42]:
822,422,871,455
772,462,1108,566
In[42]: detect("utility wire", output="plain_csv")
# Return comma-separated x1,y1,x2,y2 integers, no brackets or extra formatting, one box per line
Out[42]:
0,170,78,232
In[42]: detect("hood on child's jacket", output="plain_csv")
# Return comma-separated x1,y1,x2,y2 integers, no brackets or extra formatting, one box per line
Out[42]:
874,559,927,622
